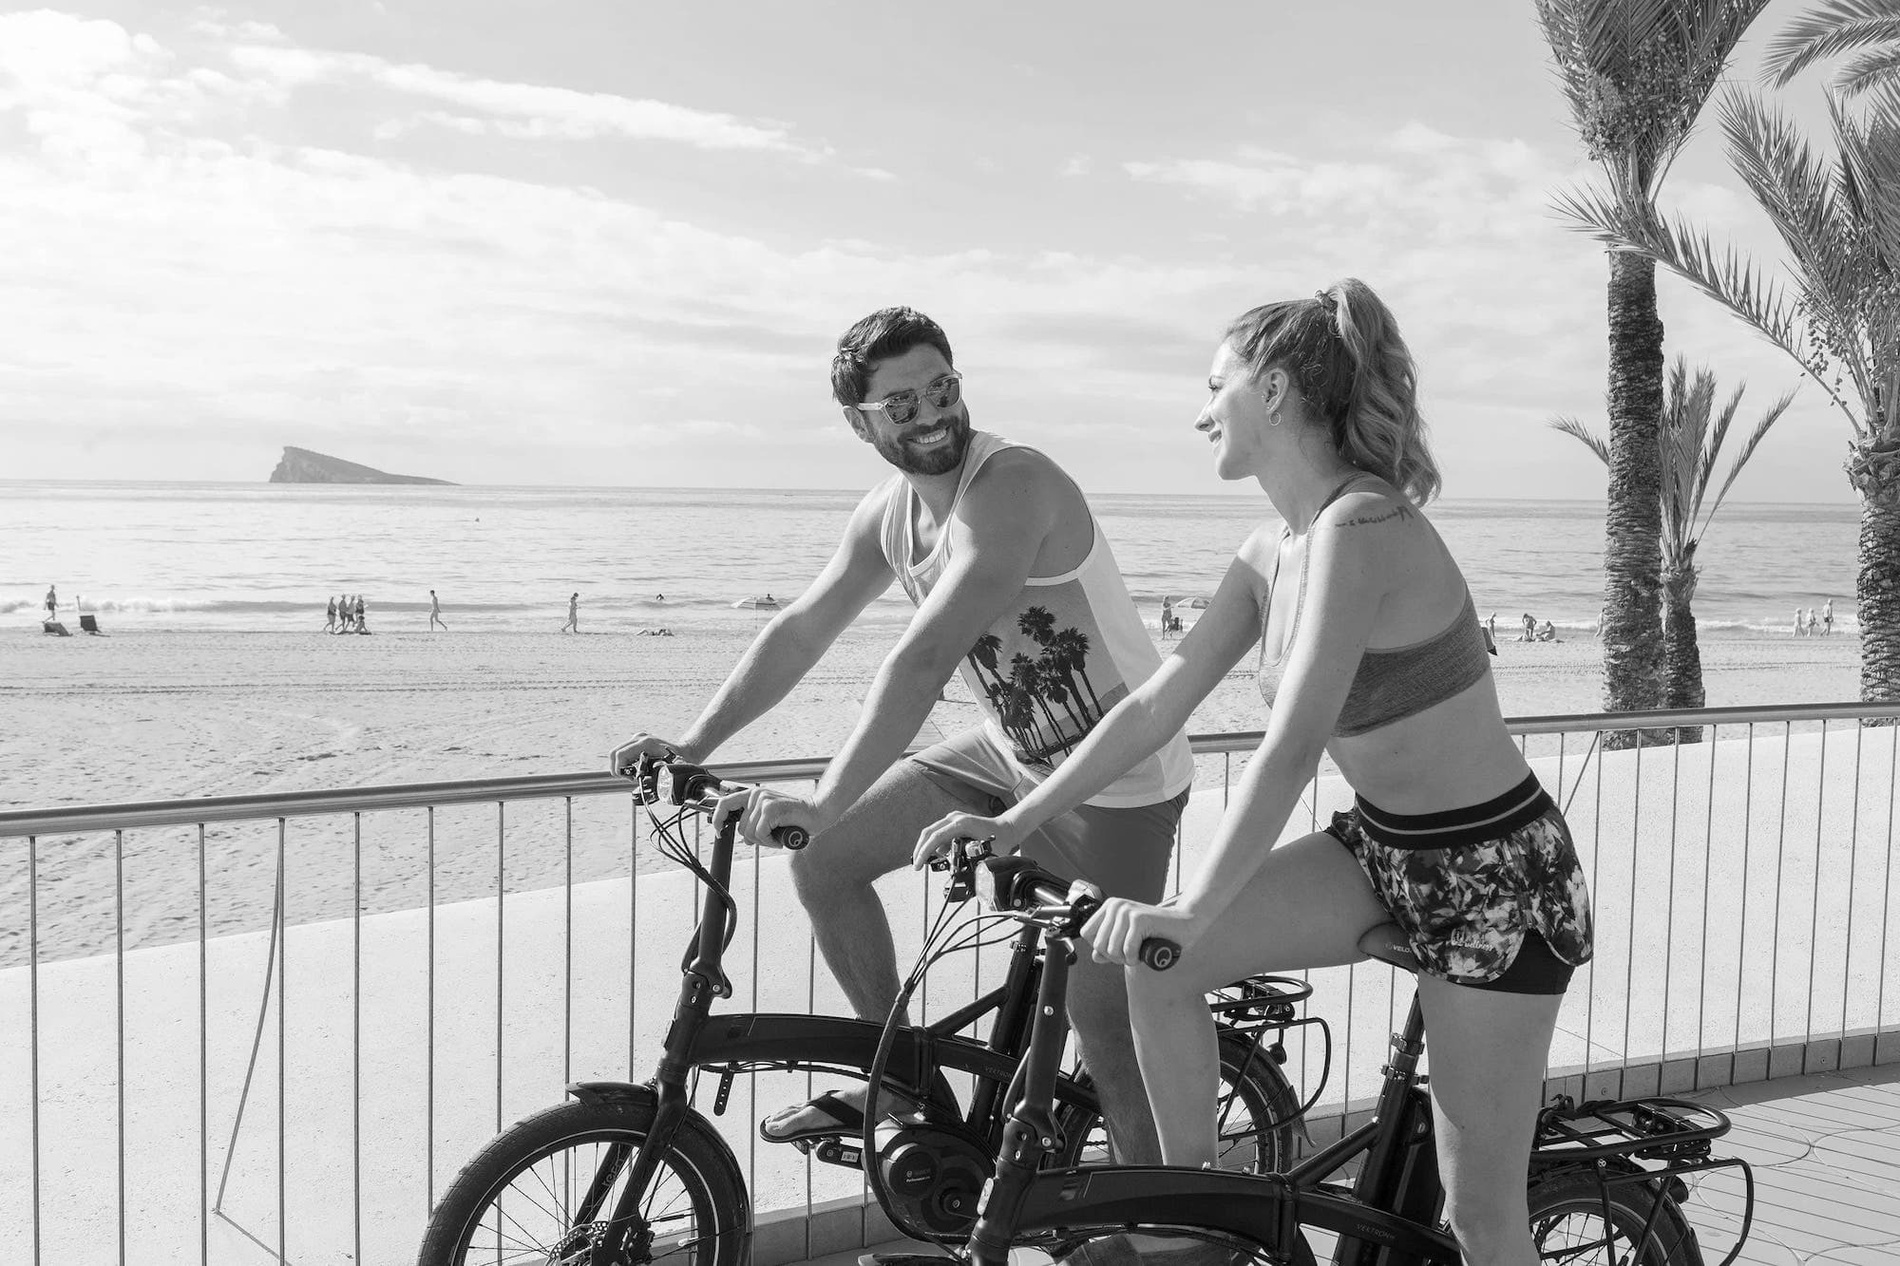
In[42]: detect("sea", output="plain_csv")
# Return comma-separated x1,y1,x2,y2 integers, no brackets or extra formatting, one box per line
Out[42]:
0,481,1864,639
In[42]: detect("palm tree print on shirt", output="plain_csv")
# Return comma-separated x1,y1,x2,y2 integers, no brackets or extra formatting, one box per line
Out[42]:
964,605,1106,767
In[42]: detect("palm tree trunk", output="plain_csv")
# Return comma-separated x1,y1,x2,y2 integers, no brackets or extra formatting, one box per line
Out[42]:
1661,561,1704,744
1854,451,1900,715
1600,248,1667,748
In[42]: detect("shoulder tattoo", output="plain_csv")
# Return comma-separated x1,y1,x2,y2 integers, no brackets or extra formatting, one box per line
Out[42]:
1336,503,1416,529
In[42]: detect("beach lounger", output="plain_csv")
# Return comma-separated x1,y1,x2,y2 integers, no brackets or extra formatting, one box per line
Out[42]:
42,620,71,636
79,614,102,635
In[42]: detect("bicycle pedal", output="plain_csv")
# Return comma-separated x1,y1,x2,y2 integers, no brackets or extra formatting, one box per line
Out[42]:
809,1136,865,1169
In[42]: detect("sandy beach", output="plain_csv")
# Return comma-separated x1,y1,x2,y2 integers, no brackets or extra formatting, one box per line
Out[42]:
0,622,1868,964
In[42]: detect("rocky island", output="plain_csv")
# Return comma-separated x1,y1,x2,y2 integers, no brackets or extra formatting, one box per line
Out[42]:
268,446,455,485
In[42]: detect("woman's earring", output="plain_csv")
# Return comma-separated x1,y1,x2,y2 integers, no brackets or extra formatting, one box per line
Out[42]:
1268,408,1283,428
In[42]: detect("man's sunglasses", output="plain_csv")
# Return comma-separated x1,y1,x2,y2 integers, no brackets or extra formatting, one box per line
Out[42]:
855,373,962,426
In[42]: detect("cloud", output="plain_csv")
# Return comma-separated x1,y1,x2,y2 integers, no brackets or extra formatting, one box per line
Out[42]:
226,42,825,157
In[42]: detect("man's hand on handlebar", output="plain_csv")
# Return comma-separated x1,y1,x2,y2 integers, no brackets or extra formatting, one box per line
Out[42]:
609,731,691,778
712,784,826,851
1080,895,1210,970
913,811,1027,871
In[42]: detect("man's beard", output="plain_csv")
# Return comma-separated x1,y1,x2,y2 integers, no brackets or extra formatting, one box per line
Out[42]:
873,412,971,476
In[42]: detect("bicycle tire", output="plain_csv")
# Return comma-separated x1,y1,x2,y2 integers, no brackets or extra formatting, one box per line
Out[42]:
1526,1170,1705,1266
1060,1226,1317,1265
416,1096,748,1266
1055,1030,1301,1173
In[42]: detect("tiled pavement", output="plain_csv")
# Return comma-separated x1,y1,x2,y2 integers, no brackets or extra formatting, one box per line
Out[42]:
789,1063,1900,1266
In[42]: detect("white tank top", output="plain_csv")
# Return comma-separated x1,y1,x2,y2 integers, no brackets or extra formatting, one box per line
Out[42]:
878,432,1194,809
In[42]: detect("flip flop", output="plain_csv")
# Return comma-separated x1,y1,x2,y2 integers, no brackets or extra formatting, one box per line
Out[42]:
759,1090,866,1145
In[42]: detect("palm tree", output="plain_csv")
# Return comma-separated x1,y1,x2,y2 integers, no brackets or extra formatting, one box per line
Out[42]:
1554,85,1900,707
1763,0,1900,98
1537,0,1771,744
1552,357,1797,738
1049,627,1101,714
1018,606,1057,648
1008,653,1065,760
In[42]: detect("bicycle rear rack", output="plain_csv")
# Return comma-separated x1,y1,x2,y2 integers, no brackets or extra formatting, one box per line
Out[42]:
1532,1096,1756,1266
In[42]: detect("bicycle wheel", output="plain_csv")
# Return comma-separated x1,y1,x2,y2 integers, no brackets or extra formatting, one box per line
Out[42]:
1057,1030,1301,1172
1526,1171,1705,1266
417,1096,748,1266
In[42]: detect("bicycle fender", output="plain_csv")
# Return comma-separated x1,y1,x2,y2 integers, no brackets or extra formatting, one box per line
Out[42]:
564,1080,749,1205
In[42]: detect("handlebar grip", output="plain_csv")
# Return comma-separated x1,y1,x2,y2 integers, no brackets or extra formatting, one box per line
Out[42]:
771,825,810,851
1138,938,1180,971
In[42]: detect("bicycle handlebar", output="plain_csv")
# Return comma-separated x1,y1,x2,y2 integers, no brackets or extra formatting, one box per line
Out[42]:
935,838,1180,970
624,754,810,850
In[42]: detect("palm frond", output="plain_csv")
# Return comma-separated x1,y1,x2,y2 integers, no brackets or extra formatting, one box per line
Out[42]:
1762,0,1900,89
1720,89,1853,300
1660,358,1713,558
1701,387,1799,539
1553,183,1867,432
1695,380,1749,523
1838,37,1900,95
1548,414,1612,466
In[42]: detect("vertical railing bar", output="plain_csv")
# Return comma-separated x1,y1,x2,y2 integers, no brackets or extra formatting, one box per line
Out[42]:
1548,730,1567,1086
1771,723,1792,1050
750,793,763,1213
1807,721,1828,1049
277,817,287,1266
1843,724,1864,1043
1737,728,1755,1054
1586,726,1604,1076
638,794,646,1072
565,797,574,1091
199,823,209,1266
1664,738,1680,1058
496,800,506,1134
116,827,126,1266
1623,737,1640,1068
1881,729,1897,1030
427,805,436,1214
353,812,363,1265
1698,725,1717,1060
28,834,40,1266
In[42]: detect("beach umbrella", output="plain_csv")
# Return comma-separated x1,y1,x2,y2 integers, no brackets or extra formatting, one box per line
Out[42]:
731,596,781,611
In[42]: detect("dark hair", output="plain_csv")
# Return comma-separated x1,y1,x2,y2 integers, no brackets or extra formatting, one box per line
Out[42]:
831,307,955,406
1224,278,1440,505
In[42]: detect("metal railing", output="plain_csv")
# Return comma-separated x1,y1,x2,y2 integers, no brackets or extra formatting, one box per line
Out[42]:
2,701,1898,1265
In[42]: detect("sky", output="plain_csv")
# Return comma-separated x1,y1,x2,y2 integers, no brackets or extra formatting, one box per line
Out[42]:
0,0,1875,501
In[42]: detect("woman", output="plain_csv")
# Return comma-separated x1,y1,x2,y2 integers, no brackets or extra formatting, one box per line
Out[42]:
916,279,1593,1266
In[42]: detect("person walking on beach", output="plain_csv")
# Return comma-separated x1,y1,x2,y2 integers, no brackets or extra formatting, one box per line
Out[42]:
610,306,1193,1167
325,596,338,633
1520,611,1536,643
44,585,57,620
562,592,579,633
916,279,1595,1266
354,594,369,633
429,589,447,630
1792,605,1805,637
1822,598,1834,637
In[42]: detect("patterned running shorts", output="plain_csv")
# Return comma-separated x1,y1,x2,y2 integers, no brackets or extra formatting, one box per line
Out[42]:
1325,772,1595,994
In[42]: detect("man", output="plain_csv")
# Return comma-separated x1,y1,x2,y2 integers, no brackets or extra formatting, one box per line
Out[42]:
562,592,579,633
610,307,1193,1165
429,589,448,631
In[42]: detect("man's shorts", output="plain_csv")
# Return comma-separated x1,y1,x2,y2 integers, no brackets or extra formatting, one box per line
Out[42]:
910,725,1187,904
1324,772,1594,995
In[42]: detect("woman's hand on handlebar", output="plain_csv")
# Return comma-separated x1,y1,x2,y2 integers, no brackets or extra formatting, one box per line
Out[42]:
1080,895,1209,969
913,811,1027,871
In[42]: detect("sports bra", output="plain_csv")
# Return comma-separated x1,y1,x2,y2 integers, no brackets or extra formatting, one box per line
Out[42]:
1256,475,1490,738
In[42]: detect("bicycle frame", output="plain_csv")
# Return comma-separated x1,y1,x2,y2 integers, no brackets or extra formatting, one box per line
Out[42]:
965,900,1754,1266
588,804,1104,1254
964,918,1462,1266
